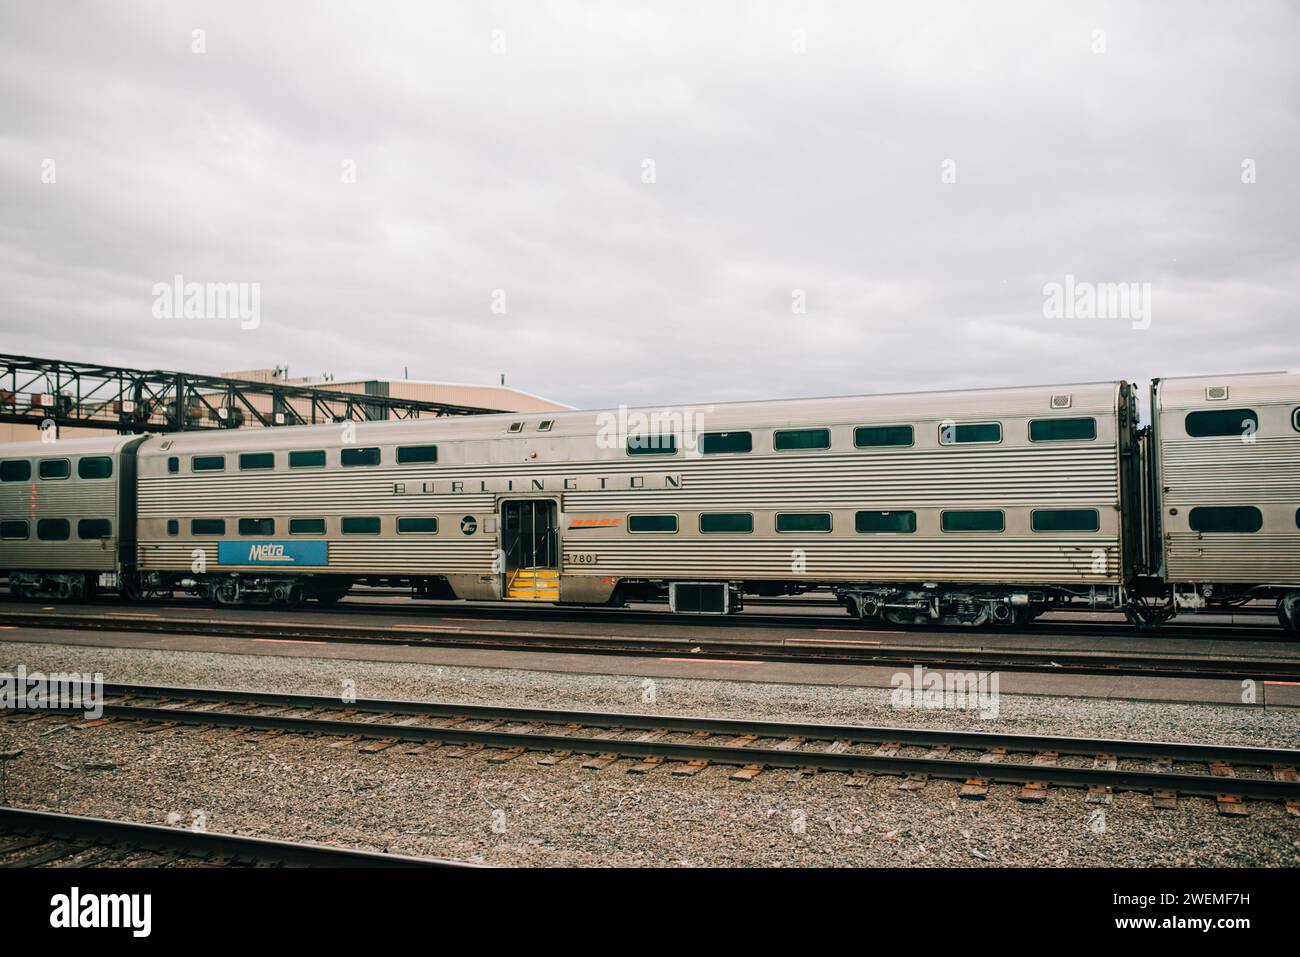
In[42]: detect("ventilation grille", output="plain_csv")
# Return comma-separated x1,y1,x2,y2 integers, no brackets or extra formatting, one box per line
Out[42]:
1205,386,1229,401
1050,394,1072,409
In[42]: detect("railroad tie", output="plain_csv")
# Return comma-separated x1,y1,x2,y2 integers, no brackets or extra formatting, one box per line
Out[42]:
1018,751,1059,802
672,759,710,777
845,769,873,788
581,753,619,770
730,764,763,782
1151,790,1178,810
1272,766,1300,816
485,746,526,764
1087,755,1116,804
536,750,572,766
629,756,666,775
961,747,1005,800
1210,762,1250,816
443,743,485,759
356,738,399,754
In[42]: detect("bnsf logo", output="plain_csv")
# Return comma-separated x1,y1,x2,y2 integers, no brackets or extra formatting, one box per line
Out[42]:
249,543,290,562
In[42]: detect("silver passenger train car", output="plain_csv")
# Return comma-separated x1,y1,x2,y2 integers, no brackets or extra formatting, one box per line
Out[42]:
1,372,1297,632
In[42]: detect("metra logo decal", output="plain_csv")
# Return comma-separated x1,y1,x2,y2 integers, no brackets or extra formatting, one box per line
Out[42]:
217,540,329,567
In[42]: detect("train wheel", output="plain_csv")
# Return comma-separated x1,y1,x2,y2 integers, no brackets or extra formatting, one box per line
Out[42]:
1278,592,1300,637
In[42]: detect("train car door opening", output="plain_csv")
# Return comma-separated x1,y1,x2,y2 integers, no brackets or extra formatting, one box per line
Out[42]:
500,499,559,601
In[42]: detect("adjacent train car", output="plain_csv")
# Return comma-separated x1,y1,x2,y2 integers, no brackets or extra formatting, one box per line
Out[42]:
0,434,145,598
1149,371,1300,631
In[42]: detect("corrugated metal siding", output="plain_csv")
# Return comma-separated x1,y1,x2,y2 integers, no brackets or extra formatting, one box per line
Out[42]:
0,472,120,572
1158,372,1300,584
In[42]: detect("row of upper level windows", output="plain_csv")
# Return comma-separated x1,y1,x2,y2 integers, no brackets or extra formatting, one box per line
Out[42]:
627,417,1098,455
0,518,111,540
146,416,1105,474
1184,407,1300,437
0,457,113,482
167,444,437,474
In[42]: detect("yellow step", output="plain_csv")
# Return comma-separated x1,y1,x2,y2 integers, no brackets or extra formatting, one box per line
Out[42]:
513,568,558,580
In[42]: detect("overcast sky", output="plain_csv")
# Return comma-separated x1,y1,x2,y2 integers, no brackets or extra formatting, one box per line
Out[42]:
1,1,1297,410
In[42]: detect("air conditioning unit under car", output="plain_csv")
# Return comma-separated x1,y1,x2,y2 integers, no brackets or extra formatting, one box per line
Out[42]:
669,582,734,614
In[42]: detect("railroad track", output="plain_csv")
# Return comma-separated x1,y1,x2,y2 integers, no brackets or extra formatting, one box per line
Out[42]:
1,593,1287,642
3,609,1298,681
9,682,1300,814
0,806,467,867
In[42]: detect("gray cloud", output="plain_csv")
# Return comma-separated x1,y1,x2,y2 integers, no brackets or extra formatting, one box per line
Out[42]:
1,1,1297,409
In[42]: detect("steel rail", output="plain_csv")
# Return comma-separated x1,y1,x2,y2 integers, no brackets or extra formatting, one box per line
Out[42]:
26,682,1298,803
4,610,1298,681
0,806,470,867
1,595,1287,642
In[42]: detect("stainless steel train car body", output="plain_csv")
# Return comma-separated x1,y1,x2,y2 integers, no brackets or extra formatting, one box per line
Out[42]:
1154,371,1300,590
132,380,1133,610
0,434,144,596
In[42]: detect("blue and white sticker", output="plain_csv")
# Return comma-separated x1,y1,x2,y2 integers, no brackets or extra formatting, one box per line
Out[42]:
217,540,329,566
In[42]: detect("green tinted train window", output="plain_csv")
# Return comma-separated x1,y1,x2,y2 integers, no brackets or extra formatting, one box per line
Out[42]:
941,510,1004,532
1031,508,1100,532
78,457,113,479
289,450,326,469
776,513,832,532
0,521,29,539
191,519,226,535
854,425,913,448
37,518,70,540
77,518,112,539
39,459,70,479
855,510,917,533
700,432,752,454
0,460,30,482
167,520,178,536
1185,409,1257,438
774,428,830,451
238,518,275,536
1188,506,1262,533
341,516,381,534
192,456,225,472
397,517,438,533
341,447,381,467
627,435,678,455
167,457,179,473
397,445,438,464
700,513,753,533
239,452,275,471
1029,418,1097,442
289,518,326,535
629,514,678,533
940,422,1001,445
